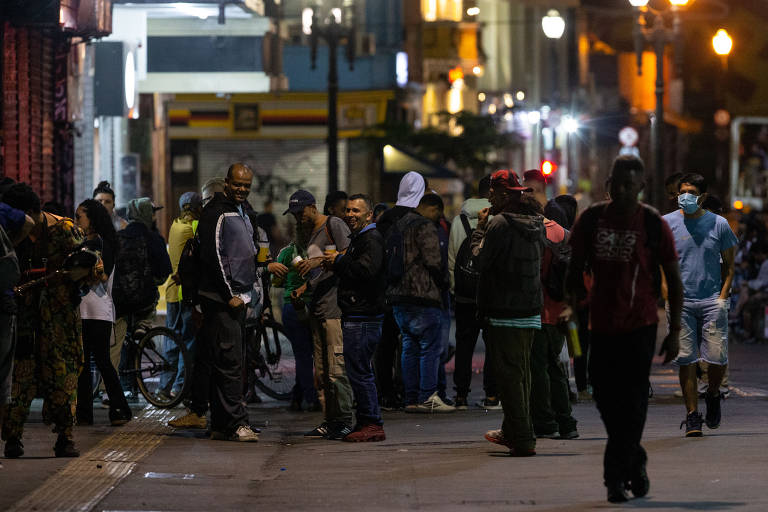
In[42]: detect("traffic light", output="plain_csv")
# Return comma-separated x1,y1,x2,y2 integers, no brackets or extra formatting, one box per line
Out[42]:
541,160,557,177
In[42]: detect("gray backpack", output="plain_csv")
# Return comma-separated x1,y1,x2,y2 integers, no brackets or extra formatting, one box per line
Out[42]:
0,225,20,292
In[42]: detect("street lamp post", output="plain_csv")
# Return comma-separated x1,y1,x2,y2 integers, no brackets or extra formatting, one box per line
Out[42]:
629,0,688,208
542,10,566,191
308,3,356,194
542,9,565,105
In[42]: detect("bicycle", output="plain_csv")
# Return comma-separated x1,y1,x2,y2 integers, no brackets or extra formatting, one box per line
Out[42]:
245,306,296,401
119,310,192,408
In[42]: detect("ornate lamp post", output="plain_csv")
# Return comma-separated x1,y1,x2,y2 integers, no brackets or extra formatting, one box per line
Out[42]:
629,0,689,207
308,2,357,194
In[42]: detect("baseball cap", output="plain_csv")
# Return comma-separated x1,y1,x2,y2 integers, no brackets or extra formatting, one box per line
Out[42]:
152,204,164,212
523,168,549,184
491,169,532,192
283,190,316,215
179,191,202,211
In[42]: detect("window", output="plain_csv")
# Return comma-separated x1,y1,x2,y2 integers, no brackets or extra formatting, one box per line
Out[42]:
422,0,462,22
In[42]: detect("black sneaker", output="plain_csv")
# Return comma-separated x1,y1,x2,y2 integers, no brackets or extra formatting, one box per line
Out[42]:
606,482,629,503
705,392,722,429
53,435,80,457
628,460,650,497
4,438,23,458
680,411,703,437
327,423,353,441
304,422,330,438
454,395,469,410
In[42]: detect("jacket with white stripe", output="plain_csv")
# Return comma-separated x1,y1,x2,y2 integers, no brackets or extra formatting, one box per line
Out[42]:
197,192,257,303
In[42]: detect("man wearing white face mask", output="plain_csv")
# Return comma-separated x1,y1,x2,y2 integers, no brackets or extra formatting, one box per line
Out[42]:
663,173,738,438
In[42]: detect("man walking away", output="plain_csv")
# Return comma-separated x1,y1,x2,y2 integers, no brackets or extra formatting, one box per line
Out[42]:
663,173,737,437
329,194,387,441
161,192,202,400
288,190,355,440
567,155,683,503
471,170,544,457
449,175,497,410
388,194,454,413
194,163,260,442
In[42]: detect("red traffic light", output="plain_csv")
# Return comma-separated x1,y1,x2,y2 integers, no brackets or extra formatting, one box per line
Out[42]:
541,160,557,176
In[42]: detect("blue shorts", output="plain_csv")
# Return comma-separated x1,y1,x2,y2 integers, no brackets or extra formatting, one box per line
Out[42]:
673,298,729,366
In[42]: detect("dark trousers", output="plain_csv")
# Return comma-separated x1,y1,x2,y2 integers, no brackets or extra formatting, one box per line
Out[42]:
342,319,383,426
453,302,496,398
282,302,317,405
77,320,132,424
197,298,248,434
484,325,535,452
590,325,656,486
573,307,591,392
374,309,402,402
530,324,577,435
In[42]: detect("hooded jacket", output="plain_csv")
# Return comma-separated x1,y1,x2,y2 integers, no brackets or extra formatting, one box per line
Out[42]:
395,171,425,208
471,212,545,318
197,192,258,303
127,198,156,229
334,223,386,318
386,211,447,308
447,197,491,295
377,172,426,237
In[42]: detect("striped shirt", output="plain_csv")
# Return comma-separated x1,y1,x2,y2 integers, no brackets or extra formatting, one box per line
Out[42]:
488,315,542,330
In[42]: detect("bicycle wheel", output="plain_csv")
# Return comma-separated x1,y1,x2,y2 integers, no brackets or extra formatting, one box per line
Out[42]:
252,320,296,400
135,326,191,408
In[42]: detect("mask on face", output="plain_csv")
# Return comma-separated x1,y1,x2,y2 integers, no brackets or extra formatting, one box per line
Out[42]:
678,193,700,214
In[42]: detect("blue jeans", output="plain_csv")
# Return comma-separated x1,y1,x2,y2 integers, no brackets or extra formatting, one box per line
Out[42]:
437,308,451,399
342,319,383,425
161,301,196,394
393,305,443,404
282,302,317,405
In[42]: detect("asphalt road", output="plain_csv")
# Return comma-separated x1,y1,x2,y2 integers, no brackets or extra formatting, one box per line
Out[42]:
2,341,767,511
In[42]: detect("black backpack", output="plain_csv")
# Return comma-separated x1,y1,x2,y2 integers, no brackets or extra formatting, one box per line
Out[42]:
385,215,429,286
453,214,480,301
542,228,571,302
177,233,201,306
112,230,157,317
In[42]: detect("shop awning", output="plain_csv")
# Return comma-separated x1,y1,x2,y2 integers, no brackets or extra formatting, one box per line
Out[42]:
382,145,458,179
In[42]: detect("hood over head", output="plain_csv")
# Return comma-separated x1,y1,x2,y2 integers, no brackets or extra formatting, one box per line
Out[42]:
127,197,157,229
500,212,546,242
460,198,491,219
396,172,425,207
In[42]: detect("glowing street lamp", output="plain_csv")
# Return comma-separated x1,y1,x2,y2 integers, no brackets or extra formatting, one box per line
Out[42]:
713,29,733,56
541,10,565,40
628,0,649,6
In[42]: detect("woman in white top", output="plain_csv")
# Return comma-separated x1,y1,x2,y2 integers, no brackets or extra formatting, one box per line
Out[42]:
74,199,132,426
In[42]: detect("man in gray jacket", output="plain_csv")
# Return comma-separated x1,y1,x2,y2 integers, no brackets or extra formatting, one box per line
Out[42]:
471,170,544,457
388,194,454,413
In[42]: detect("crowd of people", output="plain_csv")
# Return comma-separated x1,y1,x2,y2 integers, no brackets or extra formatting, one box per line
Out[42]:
0,154,758,502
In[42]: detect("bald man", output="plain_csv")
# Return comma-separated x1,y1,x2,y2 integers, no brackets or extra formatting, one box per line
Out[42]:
185,163,260,442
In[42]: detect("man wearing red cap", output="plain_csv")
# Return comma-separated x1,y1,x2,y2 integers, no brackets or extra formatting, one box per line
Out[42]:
471,169,545,457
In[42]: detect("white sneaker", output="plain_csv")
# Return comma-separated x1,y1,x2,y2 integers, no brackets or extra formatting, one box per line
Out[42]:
416,392,456,413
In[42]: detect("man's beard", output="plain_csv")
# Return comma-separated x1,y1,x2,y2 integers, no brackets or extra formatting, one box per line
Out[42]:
295,219,313,249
